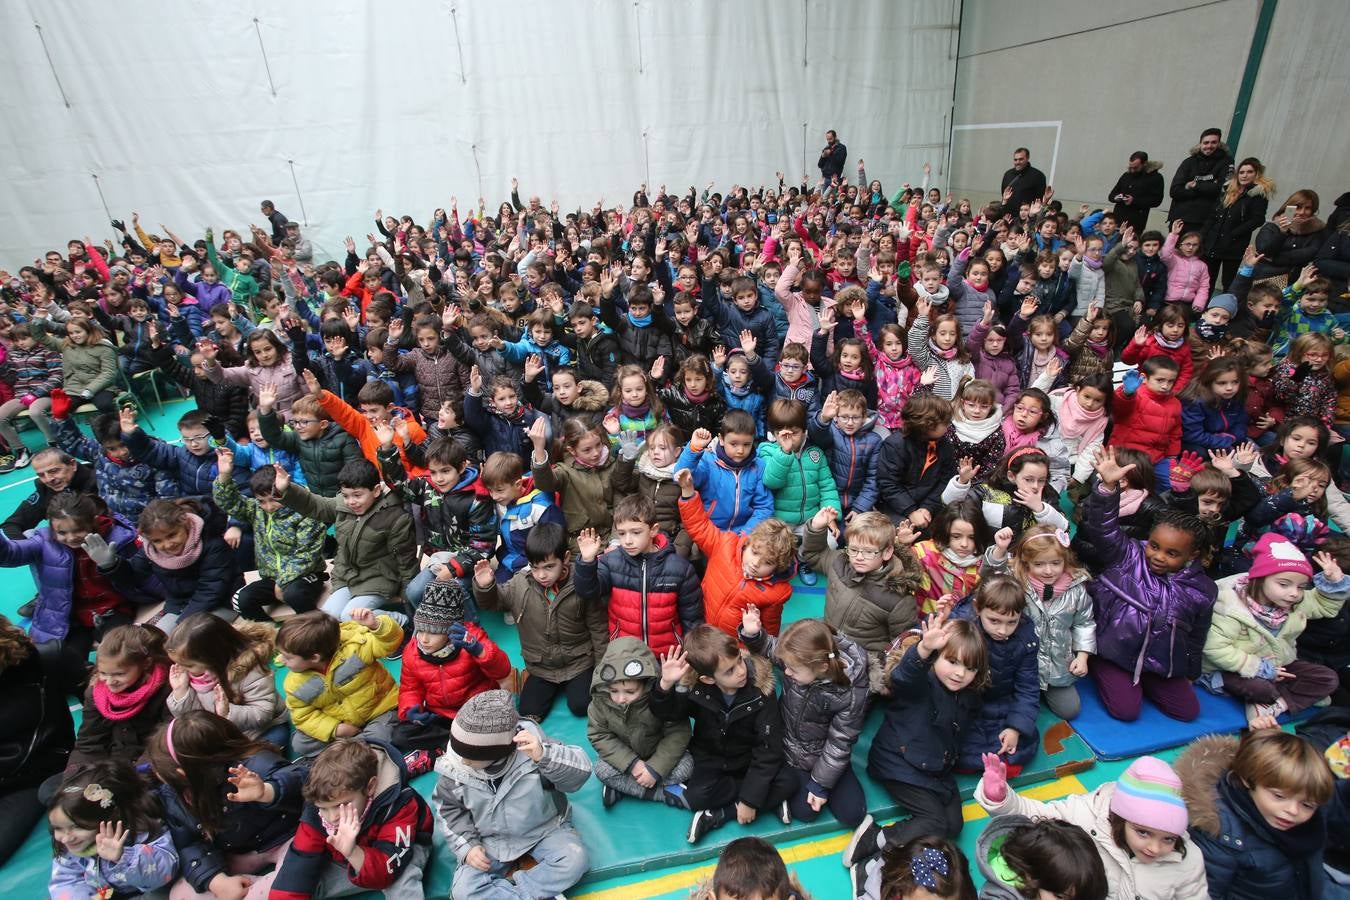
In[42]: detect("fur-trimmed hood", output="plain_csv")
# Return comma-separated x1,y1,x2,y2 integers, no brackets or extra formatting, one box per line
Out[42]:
1189,141,1231,158
1174,733,1238,836
678,651,776,696
688,873,811,899
572,379,611,413
1142,159,1164,174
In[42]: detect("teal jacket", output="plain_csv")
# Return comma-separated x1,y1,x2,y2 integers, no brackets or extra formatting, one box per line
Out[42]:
212,477,327,586
756,440,842,527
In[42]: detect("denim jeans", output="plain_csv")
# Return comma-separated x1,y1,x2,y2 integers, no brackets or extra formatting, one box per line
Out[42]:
450,825,588,900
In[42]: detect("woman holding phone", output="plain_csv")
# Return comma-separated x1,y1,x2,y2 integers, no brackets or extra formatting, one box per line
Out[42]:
1252,188,1328,283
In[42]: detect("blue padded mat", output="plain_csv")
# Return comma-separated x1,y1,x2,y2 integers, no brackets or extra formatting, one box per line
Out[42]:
1070,675,1312,760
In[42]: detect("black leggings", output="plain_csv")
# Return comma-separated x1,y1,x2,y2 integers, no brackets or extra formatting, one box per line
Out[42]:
518,668,591,720
232,573,327,621
879,779,964,845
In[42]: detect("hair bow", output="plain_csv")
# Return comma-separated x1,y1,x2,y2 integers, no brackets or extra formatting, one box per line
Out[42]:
1024,528,1071,548
83,783,115,809
910,846,950,889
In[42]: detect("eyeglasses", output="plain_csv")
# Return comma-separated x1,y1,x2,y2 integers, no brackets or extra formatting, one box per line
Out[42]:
181,434,211,445
836,415,863,423
846,546,883,559
291,418,319,427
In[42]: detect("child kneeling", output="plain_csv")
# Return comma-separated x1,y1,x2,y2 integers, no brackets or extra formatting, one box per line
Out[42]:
433,689,593,900
588,636,694,809
268,738,433,899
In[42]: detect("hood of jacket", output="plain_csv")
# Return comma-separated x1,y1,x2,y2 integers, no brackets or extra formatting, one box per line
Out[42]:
590,636,659,695
1175,734,1237,836
1189,141,1231,158
974,813,1036,900
678,651,777,695
1143,159,1164,174
572,379,611,413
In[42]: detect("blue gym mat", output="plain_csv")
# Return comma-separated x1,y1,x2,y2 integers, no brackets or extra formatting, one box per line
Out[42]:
1070,675,1311,760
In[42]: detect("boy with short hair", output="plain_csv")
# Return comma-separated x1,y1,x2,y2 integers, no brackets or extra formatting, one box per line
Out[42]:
472,523,606,719
214,450,328,622
769,342,822,420
560,299,620,387
306,371,427,476
1112,355,1183,479
464,366,546,463
1135,229,1168,314
574,495,705,654
480,449,564,583
275,609,404,757
268,737,433,900
1271,265,1347,357
758,398,842,584
877,393,957,527
432,689,593,900
809,388,883,519
587,636,694,809
1227,282,1281,343
258,383,362,498
652,623,794,844
601,283,674,371
676,411,775,535
51,397,170,522
701,275,781,369
664,291,718,364
275,458,418,625
121,405,227,497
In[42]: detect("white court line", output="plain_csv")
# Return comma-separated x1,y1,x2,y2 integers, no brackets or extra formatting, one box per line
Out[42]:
951,120,1063,185
0,438,186,493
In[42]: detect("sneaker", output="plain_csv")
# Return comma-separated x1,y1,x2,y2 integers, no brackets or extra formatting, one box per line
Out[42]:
0,453,15,474
11,449,31,470
17,598,37,619
687,809,721,844
842,814,880,868
779,799,792,825
601,784,621,808
403,749,435,777
662,782,690,810
798,562,817,586
849,857,869,897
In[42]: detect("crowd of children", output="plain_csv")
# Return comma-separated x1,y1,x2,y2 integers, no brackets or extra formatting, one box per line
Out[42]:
0,146,1348,899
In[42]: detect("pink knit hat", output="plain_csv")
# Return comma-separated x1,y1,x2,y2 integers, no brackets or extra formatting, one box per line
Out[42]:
1248,533,1314,580
1109,756,1188,836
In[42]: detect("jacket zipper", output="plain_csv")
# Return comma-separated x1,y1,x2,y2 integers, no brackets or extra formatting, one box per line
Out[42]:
641,559,649,644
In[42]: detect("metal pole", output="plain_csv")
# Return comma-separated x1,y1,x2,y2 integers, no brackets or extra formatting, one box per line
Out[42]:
90,174,113,223
287,160,308,225
449,6,468,84
253,18,278,97
33,23,71,108
801,122,808,184
634,2,644,75
642,130,651,188
802,0,809,69
471,144,484,203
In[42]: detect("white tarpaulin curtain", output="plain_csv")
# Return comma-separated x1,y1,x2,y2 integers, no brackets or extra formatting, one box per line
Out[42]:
0,0,958,265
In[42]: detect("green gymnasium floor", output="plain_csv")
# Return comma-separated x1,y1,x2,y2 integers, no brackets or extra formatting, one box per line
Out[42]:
0,397,1223,898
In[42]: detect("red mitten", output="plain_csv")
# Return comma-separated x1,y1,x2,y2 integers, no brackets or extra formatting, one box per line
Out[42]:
1170,450,1205,492
49,388,71,421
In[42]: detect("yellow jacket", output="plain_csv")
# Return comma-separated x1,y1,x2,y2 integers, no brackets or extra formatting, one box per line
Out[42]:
283,617,402,741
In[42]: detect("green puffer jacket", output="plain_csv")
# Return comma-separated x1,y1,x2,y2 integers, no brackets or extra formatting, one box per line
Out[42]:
586,637,691,779
40,333,118,396
279,483,418,599
213,477,327,587
756,440,842,527
259,410,362,498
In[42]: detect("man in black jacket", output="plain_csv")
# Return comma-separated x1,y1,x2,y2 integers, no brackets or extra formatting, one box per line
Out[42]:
1167,128,1234,234
1000,147,1047,216
818,130,847,183
1108,151,1166,233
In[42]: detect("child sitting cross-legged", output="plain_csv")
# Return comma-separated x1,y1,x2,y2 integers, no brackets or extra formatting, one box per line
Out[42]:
276,609,403,757
268,737,434,900
587,636,695,810
472,523,606,720
394,579,510,766
676,468,797,638
433,689,593,900
575,495,704,654
275,458,418,627
653,625,795,845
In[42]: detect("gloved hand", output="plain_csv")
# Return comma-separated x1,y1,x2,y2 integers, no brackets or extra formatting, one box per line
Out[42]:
81,533,117,570
616,429,642,461
1170,451,1206,492
19,393,36,409
204,414,227,444
405,704,436,725
1294,363,1312,380
1255,658,1278,681
1121,368,1143,396
447,623,482,657
980,752,1008,803
49,388,71,421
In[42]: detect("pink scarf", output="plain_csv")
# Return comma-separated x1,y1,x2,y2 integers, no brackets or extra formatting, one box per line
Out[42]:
143,514,205,570
930,340,958,360
1027,571,1074,599
1119,488,1147,517
572,445,611,470
93,663,168,721
1053,387,1108,447
1000,417,1041,452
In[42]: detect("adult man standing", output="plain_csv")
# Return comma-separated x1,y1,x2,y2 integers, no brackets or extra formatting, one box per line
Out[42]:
1167,127,1234,235
818,130,847,183
260,199,289,244
1000,147,1047,216
1107,151,1166,233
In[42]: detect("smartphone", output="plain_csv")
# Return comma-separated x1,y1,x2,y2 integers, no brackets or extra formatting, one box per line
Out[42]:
1284,205,1298,221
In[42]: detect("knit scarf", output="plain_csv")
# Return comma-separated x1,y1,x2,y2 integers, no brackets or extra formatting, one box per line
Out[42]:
93,663,167,721
941,545,981,567
188,671,219,691
929,340,958,361
684,387,710,404
1155,333,1186,350
1085,339,1110,357
620,400,651,420
1001,417,1041,452
1080,254,1103,270
715,442,754,470
952,409,1002,444
1119,488,1147,517
964,278,988,293
1239,577,1291,632
1054,387,1108,447
916,283,950,306
725,379,753,398
572,445,611,470
1028,348,1056,383
142,513,205,571
838,367,865,382
627,311,652,328
1027,571,1074,599
636,451,677,482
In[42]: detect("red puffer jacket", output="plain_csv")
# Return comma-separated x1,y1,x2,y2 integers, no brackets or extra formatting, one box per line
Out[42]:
573,532,705,655
1110,384,1181,463
397,623,511,720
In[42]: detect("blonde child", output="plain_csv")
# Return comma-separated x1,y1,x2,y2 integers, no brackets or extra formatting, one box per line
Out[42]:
47,761,178,899
612,422,689,556
989,525,1096,719
944,379,1005,480
1202,534,1347,723
164,612,287,743
67,624,172,771
1273,332,1337,429
741,613,869,828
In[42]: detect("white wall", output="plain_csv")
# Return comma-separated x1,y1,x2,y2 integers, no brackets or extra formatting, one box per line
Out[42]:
948,0,1348,227
0,0,959,265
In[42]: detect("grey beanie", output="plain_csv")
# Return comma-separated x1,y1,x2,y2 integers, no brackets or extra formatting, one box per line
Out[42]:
413,578,468,635
449,689,519,761
1206,293,1239,317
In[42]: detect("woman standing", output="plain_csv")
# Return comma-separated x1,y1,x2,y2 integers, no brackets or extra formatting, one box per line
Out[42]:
1203,158,1273,290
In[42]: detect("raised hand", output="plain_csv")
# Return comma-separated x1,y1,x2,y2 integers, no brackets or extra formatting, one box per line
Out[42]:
326,802,362,858
650,355,666,382
95,820,129,863
994,526,1014,554
602,413,621,436
168,663,190,695
373,421,396,449
226,765,271,804
257,383,278,413
820,390,839,422
920,365,939,387
1093,445,1137,486
1314,551,1343,583
301,368,321,396
739,329,757,355
468,364,481,394
711,345,728,368
387,318,404,341
576,528,603,562
741,604,762,638
1018,295,1039,320
348,607,379,630
272,463,291,495
980,751,1008,802
957,456,977,485
917,608,953,657
1233,441,1259,468
473,558,495,589
659,646,690,689
914,297,932,321
527,416,549,450
523,353,545,382
675,468,695,498
1207,448,1238,477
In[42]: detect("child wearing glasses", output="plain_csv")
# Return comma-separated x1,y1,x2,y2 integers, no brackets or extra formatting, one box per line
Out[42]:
257,383,361,498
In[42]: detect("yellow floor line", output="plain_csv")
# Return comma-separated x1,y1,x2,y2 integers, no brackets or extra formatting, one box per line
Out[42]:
574,775,1087,900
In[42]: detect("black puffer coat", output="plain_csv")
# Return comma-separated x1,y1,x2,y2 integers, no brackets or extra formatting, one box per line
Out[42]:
0,645,73,792
1204,184,1271,261
1168,145,1234,226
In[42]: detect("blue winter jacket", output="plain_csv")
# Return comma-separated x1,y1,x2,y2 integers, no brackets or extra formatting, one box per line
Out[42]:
0,515,161,644
807,414,882,514
952,596,1040,769
1181,396,1249,452
699,286,781,369
53,417,177,523
463,391,545,464
675,444,774,535
124,426,222,497
496,486,565,580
